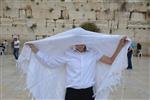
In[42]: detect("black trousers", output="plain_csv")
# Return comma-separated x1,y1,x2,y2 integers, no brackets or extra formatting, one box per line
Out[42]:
13,48,19,60
127,51,133,69
65,87,94,100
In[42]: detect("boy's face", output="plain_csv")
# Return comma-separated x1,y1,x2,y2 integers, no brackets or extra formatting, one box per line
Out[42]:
75,44,86,52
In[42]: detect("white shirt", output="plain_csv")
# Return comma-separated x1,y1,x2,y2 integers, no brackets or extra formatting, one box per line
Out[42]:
36,49,103,89
14,40,20,48
3,41,8,48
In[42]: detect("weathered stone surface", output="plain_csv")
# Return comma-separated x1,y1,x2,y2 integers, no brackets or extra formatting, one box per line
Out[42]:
0,0,150,55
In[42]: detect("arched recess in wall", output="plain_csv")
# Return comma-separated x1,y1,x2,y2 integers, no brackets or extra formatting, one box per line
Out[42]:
59,6,69,19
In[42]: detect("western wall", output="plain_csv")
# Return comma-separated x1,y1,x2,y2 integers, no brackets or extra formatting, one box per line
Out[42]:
0,0,150,55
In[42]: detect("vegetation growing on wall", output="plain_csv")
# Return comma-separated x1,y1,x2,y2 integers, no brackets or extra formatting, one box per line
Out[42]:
80,22,100,32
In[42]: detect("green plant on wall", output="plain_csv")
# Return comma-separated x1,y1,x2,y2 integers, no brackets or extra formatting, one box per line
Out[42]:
62,24,65,28
147,10,150,18
30,23,37,31
120,2,127,12
91,8,94,12
147,2,150,7
36,2,39,5
5,6,11,11
61,0,65,2
31,0,35,2
49,8,54,13
26,15,33,19
80,22,100,32
104,8,110,14
76,8,79,11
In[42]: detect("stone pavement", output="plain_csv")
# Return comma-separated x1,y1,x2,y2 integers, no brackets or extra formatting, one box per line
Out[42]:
0,55,150,100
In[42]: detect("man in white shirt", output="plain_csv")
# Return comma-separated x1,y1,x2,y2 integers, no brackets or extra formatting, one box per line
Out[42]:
13,37,20,60
27,36,127,100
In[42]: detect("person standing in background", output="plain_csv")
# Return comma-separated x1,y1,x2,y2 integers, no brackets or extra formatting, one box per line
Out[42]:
0,43,5,55
136,43,142,57
127,46,133,70
3,40,8,55
13,37,20,60
131,40,136,56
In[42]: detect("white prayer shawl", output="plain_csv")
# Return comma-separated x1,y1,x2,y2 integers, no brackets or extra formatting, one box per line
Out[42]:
18,27,131,100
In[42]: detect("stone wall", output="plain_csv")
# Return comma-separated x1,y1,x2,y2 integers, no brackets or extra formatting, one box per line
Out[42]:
0,0,150,55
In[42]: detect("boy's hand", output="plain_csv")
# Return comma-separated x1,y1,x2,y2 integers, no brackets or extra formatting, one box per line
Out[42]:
26,43,39,54
119,36,128,48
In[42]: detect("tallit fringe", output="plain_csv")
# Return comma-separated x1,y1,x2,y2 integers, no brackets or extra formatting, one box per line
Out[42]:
95,72,122,97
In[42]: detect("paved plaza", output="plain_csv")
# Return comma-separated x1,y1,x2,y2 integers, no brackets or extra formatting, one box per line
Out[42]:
0,55,150,100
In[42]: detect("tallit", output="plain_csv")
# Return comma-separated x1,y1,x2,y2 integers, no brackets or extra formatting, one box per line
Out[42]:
18,27,131,100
